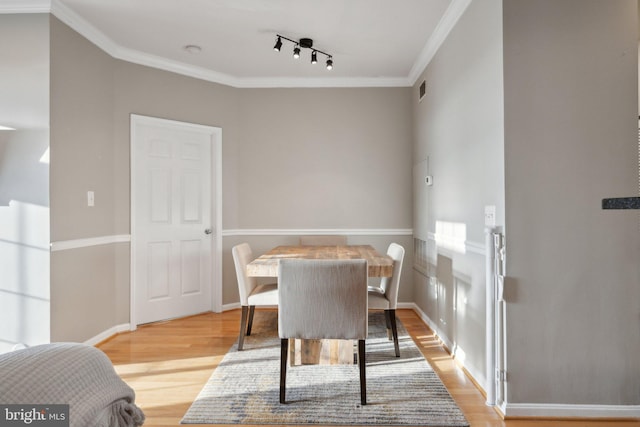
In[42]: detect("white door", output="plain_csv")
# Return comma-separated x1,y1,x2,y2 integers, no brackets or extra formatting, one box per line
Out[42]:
131,115,220,326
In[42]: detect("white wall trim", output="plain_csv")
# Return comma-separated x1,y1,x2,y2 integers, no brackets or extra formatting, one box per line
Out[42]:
465,240,485,255
50,234,131,251
408,0,473,85
0,0,50,13
223,302,241,312
83,323,130,346
49,229,412,251
425,232,485,256
223,228,413,237
409,302,455,357
502,403,640,419
222,302,278,312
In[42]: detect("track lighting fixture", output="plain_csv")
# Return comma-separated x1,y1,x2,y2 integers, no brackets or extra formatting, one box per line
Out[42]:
273,34,333,70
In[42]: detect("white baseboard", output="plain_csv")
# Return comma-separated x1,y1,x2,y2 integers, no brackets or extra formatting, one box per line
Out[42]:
502,403,640,419
408,303,640,420
84,323,131,346
407,302,456,352
223,302,241,311
222,303,278,311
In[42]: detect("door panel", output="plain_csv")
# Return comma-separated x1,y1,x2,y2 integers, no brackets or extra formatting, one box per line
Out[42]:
132,115,218,325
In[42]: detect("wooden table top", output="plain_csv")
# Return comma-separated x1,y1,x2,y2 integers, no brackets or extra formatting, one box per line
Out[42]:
247,245,394,278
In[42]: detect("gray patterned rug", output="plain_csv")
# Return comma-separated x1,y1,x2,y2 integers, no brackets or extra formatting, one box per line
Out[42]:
181,311,469,426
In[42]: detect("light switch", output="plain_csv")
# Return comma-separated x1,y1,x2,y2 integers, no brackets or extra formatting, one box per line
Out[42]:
87,191,95,207
484,205,496,227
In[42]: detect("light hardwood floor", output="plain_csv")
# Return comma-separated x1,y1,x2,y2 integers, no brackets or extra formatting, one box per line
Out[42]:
98,309,640,427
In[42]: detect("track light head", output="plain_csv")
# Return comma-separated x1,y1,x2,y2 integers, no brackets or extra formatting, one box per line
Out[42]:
293,45,301,59
273,36,282,52
326,57,333,70
311,51,318,64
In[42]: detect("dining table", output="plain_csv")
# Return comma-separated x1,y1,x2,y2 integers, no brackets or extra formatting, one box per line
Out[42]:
246,244,394,366
246,244,394,278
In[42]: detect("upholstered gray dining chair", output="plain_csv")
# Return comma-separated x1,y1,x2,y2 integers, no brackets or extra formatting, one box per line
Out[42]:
232,243,278,350
278,258,368,405
299,235,347,245
367,243,405,357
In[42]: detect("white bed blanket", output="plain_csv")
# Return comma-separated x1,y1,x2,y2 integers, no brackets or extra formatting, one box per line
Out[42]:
0,342,145,427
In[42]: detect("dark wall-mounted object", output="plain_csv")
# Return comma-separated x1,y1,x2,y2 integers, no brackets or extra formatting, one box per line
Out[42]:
602,197,640,209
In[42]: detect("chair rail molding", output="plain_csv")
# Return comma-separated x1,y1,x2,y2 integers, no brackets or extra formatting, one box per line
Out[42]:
222,228,413,237
50,234,131,251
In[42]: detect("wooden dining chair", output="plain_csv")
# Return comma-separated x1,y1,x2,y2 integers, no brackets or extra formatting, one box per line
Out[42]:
299,235,347,245
367,243,405,357
278,258,368,405
232,243,278,350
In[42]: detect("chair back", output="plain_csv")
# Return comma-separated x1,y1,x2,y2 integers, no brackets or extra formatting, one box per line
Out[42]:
278,259,367,340
379,243,405,309
299,235,347,245
232,243,258,305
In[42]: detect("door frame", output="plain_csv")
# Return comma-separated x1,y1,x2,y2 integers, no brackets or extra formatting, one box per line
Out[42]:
129,114,223,330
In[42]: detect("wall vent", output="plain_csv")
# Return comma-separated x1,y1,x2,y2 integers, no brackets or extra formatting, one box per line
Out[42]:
419,80,426,102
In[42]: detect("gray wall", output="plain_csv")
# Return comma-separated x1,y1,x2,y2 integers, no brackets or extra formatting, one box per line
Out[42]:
0,14,50,353
49,17,413,339
49,16,119,341
236,88,412,229
411,0,505,388
503,0,640,405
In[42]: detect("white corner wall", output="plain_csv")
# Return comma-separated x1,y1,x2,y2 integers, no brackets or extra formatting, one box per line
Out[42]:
0,14,50,354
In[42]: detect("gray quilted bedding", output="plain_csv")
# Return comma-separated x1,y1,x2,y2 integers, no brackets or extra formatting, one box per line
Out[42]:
0,342,145,427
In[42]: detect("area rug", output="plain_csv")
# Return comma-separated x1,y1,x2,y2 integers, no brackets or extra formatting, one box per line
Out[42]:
181,311,469,426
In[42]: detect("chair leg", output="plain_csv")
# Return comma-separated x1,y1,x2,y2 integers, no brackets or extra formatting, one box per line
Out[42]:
383,310,393,340
358,339,366,405
246,305,256,336
280,338,289,404
238,306,249,351
386,309,400,357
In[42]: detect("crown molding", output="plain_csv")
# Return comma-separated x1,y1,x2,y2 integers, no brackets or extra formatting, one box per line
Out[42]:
408,0,473,86
116,45,245,87
236,76,412,89
0,0,50,13
5,0,459,88
50,0,119,57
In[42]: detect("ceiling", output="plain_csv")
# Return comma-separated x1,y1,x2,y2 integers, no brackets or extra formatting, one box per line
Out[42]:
1,0,471,88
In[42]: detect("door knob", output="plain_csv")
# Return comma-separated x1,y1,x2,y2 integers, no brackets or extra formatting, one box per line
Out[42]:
204,228,212,235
